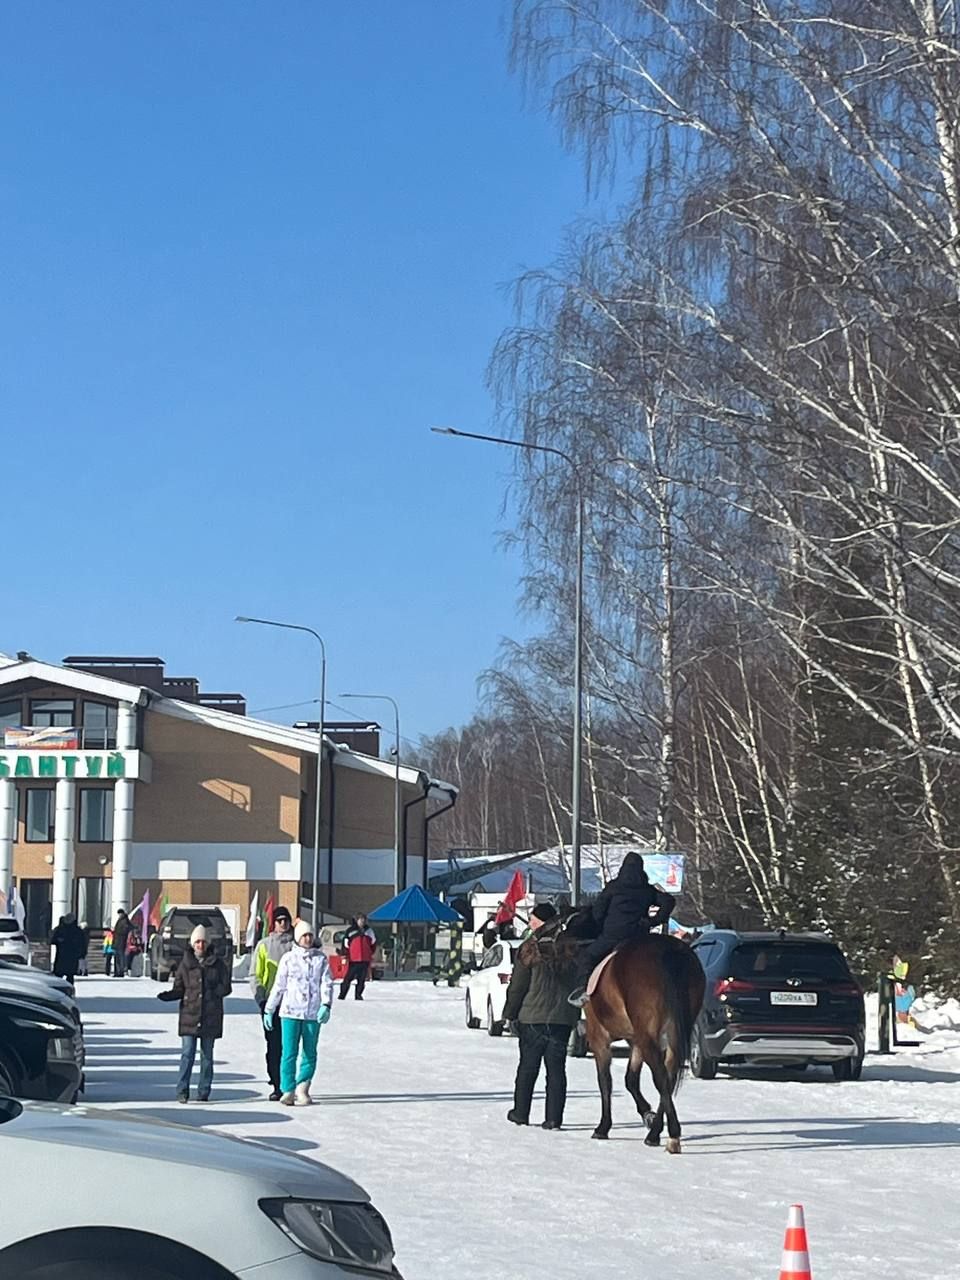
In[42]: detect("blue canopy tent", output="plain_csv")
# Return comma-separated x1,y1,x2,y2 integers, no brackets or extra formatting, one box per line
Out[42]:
368,886,463,974
368,885,462,924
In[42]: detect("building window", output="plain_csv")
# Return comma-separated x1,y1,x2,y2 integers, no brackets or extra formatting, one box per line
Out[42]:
79,788,114,843
24,789,55,842
29,699,75,728
82,702,118,749
77,877,112,929
0,698,21,734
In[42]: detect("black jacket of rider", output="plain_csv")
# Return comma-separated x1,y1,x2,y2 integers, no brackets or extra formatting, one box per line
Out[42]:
591,852,674,943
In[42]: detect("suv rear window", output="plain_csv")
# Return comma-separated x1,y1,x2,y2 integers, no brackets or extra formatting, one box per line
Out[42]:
0,919,22,935
731,942,850,981
171,911,226,934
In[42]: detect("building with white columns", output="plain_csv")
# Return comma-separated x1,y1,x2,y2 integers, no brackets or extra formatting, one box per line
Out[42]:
0,653,456,938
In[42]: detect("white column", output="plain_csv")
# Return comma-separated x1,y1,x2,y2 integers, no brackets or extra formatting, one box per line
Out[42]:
0,779,15,895
111,701,138,914
52,778,77,923
111,780,135,914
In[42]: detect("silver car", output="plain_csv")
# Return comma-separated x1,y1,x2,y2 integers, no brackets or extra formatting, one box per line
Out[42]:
0,1097,401,1278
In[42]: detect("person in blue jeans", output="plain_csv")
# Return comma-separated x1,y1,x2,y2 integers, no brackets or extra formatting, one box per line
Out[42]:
157,925,232,1103
264,920,333,1106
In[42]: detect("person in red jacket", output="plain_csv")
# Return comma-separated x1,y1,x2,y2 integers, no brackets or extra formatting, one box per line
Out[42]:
338,914,377,1001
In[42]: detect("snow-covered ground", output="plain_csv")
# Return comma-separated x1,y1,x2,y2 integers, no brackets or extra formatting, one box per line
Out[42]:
77,977,960,1280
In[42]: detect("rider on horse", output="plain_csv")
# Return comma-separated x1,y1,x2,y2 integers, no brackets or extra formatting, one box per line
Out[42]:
568,852,675,1007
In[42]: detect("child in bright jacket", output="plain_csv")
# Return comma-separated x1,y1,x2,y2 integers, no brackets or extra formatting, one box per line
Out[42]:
264,920,334,1106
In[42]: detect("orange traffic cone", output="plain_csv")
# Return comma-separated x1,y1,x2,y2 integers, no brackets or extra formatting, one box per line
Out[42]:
779,1204,812,1280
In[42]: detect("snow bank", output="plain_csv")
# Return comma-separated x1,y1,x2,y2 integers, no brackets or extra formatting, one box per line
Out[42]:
911,993,960,1034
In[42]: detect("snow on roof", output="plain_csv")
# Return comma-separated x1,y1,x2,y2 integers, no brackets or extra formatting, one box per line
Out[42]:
429,844,683,895
0,658,152,705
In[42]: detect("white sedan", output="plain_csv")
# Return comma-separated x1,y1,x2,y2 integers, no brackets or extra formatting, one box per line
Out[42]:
0,1096,401,1278
464,938,524,1036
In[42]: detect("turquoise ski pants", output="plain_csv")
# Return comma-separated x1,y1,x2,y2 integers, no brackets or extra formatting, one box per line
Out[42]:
280,1017,321,1094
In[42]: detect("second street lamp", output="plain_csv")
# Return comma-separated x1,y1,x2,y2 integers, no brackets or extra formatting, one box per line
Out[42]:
432,425,585,905
236,615,327,929
341,693,402,897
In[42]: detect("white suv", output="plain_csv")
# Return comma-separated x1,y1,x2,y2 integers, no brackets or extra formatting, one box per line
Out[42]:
0,918,30,965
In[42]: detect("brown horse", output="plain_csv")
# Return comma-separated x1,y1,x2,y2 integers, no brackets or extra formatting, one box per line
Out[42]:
582,934,705,1153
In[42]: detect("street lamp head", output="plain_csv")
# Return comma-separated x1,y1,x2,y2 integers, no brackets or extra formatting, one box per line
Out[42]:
235,615,252,623
430,426,461,437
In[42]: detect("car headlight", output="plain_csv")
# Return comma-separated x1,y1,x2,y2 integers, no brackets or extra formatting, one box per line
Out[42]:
260,1199,396,1274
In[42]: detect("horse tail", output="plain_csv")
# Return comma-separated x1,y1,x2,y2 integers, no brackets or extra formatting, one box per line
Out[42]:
661,942,696,1094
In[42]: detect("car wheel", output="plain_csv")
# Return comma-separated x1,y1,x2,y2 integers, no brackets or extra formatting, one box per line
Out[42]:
0,1054,18,1096
832,1056,863,1081
465,993,481,1030
486,999,504,1037
689,1027,718,1079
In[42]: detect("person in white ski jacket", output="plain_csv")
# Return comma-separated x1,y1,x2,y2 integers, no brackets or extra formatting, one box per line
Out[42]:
264,920,334,1105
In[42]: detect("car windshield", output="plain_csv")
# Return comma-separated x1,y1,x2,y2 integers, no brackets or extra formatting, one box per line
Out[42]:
0,919,22,935
730,943,850,981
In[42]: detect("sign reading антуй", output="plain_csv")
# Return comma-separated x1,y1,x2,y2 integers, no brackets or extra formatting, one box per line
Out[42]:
0,750,147,780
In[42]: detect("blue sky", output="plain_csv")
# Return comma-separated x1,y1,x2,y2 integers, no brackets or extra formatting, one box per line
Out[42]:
0,2,605,748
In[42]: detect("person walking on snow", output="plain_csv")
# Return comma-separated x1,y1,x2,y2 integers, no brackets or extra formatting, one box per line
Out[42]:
50,913,85,984
112,909,132,978
502,903,579,1130
339,914,377,1001
249,905,294,1100
157,924,232,1103
264,920,333,1106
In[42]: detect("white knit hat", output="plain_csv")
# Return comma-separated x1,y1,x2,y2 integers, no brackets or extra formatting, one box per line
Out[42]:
294,920,314,945
190,925,207,946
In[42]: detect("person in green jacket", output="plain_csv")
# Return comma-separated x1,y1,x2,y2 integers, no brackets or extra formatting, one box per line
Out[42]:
502,903,579,1131
249,906,294,1100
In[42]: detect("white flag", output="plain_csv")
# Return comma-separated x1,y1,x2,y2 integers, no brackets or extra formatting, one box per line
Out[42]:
9,887,26,931
245,890,259,949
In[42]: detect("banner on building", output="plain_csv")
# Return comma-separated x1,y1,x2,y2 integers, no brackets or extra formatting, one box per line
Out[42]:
4,726,80,750
642,854,684,894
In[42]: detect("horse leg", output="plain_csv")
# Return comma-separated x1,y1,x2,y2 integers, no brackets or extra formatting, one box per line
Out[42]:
624,1043,656,1129
590,1025,614,1140
647,1048,682,1155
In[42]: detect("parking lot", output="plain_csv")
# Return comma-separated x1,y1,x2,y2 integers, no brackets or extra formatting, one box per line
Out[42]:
76,976,960,1280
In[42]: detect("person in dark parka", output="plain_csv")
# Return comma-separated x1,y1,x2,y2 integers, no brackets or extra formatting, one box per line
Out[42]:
569,852,675,1004
50,913,85,983
112,909,132,978
157,925,232,1102
502,903,579,1130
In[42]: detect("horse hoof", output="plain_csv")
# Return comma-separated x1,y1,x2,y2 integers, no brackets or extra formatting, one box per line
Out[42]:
592,1129,609,1140
666,1138,682,1155
644,1133,661,1148
642,1110,656,1130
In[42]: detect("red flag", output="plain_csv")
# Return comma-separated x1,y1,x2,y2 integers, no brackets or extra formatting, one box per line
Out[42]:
260,893,276,937
495,871,526,924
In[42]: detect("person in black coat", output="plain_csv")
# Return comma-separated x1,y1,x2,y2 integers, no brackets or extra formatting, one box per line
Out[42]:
569,852,675,1004
50,913,85,983
112,910,132,978
157,925,232,1102
502,903,579,1130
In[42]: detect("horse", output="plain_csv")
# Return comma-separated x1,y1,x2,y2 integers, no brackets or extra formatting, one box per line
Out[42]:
542,920,705,1153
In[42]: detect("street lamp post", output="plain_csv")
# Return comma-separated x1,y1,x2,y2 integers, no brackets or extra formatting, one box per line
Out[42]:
432,425,585,905
341,693,402,897
236,616,327,930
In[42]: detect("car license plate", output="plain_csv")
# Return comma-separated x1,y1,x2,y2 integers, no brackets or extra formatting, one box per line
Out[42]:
770,991,818,1006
